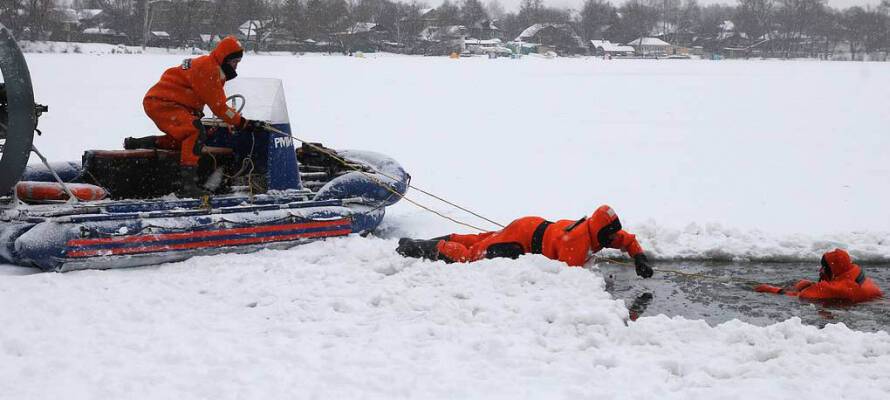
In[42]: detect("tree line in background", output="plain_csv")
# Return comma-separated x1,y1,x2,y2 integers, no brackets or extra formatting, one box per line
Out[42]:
2,0,889,57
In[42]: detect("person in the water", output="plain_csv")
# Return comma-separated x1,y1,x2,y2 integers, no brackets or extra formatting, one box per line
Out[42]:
755,248,883,303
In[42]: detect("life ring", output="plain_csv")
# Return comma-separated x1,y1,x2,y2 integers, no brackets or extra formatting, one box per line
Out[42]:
15,181,107,202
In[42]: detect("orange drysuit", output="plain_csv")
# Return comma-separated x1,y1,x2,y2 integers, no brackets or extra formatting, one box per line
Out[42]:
755,248,883,303
436,205,644,266
143,36,245,166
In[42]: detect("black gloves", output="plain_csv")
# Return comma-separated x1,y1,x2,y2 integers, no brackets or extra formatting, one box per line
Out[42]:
239,118,265,133
634,253,653,278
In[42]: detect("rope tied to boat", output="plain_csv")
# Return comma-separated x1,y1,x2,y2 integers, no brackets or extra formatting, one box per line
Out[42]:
260,123,504,232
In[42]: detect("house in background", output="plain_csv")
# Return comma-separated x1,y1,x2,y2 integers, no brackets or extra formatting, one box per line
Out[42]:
590,40,635,57
464,38,512,56
514,24,587,55
415,25,467,55
49,8,81,41
81,27,128,44
336,22,391,53
469,20,503,41
238,19,272,51
626,37,671,56
47,7,113,42
147,31,171,47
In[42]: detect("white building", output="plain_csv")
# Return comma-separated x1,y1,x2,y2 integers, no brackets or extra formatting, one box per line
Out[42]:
626,37,672,55
590,40,635,56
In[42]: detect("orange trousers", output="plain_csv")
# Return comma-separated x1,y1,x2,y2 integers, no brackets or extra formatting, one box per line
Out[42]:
143,97,201,166
437,217,545,262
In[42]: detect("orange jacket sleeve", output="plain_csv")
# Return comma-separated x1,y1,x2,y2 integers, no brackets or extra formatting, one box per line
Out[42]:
755,280,815,296
187,60,243,127
793,280,814,291
754,284,784,294
609,230,644,257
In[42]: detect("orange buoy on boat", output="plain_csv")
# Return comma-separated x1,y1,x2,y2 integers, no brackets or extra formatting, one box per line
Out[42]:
15,181,107,202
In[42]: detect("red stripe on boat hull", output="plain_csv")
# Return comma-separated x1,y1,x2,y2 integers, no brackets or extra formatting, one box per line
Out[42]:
67,219,351,247
66,228,352,258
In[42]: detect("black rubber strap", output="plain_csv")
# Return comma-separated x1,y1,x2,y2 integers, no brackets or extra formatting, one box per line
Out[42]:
856,270,866,285
192,119,207,156
530,221,552,254
563,217,586,232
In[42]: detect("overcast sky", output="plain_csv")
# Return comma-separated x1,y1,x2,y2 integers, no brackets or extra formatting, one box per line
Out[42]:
447,0,884,13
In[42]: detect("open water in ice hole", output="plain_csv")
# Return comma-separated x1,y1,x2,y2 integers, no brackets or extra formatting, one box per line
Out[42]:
601,261,890,332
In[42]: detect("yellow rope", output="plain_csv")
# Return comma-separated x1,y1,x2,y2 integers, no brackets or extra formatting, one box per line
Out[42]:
262,124,501,232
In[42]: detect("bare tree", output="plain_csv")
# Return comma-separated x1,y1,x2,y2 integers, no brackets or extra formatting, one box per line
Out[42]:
95,0,143,41
23,0,58,40
810,6,841,59
697,4,734,37
497,11,524,39
393,1,424,44
485,0,505,20
774,0,825,57
2,1,27,36
613,0,659,43
461,0,488,27
677,0,701,36
518,0,543,27
280,0,306,40
842,6,890,59
436,0,461,26
579,0,617,40
735,0,773,41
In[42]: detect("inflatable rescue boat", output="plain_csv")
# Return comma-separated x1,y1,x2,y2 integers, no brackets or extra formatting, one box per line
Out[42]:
0,24,408,271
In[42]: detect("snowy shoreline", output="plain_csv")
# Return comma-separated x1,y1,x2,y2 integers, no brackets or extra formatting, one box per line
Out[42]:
1,236,889,399
18,40,890,64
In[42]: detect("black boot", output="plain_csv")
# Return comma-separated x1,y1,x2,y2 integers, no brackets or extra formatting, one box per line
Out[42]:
176,165,207,198
396,238,443,261
123,135,160,150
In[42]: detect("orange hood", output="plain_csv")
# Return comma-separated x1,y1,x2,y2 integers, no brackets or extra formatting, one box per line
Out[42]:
821,248,862,283
585,205,622,249
211,36,243,65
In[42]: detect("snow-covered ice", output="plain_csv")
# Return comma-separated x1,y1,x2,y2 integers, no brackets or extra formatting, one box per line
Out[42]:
1,52,889,398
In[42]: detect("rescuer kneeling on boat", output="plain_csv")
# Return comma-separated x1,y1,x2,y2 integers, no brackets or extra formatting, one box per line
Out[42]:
396,205,654,278
140,36,261,197
755,248,883,303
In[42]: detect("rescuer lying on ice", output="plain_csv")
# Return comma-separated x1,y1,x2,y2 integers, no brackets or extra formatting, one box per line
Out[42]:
133,36,261,197
396,205,654,278
754,248,883,303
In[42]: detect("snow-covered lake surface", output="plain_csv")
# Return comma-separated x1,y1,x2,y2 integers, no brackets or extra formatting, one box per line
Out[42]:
2,52,889,398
